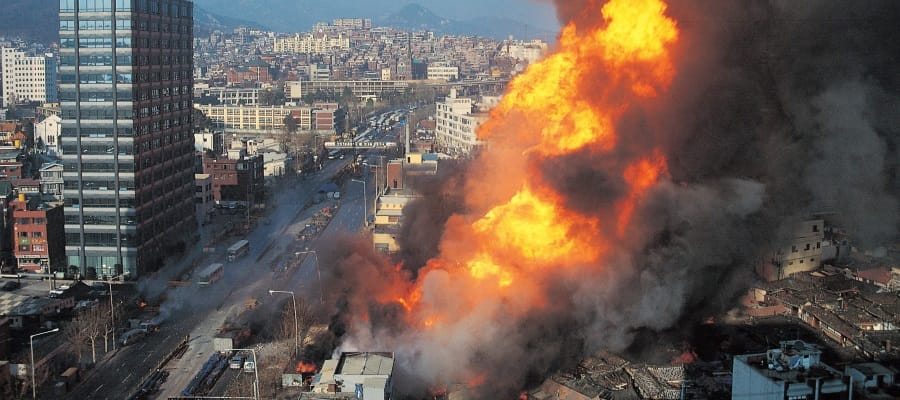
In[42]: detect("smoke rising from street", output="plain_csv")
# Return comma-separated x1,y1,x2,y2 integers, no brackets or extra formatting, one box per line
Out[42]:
327,1,899,398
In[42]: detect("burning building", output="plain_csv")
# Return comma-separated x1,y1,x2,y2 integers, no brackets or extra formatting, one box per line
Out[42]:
325,0,900,398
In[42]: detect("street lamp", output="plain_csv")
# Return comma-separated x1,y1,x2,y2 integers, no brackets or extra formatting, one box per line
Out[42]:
351,179,366,227
226,348,259,400
108,278,116,351
295,251,323,304
30,328,59,399
268,290,298,357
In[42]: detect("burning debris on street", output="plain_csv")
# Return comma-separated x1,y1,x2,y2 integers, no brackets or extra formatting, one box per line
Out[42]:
318,0,899,398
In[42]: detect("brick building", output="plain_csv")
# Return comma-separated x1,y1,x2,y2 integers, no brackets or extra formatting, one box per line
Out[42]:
10,195,65,273
201,155,264,205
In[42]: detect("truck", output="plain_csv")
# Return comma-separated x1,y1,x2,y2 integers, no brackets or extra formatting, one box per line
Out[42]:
213,323,252,353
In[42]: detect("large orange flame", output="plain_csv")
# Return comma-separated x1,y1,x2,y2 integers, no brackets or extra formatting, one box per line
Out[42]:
351,0,680,390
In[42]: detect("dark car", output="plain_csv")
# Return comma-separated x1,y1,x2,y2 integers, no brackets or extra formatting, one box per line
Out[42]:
1,281,21,291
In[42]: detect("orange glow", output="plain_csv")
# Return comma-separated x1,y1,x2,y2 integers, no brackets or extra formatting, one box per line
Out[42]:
295,361,317,373
466,374,486,389
618,152,669,235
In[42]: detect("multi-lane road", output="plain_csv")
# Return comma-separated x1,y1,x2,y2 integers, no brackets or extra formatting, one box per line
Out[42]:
64,152,377,400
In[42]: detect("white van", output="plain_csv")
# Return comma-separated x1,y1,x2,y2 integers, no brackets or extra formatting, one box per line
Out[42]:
243,359,256,373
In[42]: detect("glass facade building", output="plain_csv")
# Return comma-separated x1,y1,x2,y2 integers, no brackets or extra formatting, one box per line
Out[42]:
59,0,197,278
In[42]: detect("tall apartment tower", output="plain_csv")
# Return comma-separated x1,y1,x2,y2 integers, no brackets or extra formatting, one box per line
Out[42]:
59,0,197,278
1,48,58,107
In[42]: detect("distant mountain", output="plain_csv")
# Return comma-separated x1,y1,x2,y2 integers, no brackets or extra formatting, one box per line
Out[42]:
380,3,450,31
193,7,264,35
191,0,558,40
379,4,554,40
0,0,262,45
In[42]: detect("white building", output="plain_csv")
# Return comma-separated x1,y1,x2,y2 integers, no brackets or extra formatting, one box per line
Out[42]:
502,39,548,64
34,114,62,157
194,174,213,225
272,33,350,55
332,18,371,29
733,341,847,400
1,48,58,107
435,89,487,156
286,80,410,103
309,63,331,81
39,162,64,200
194,128,225,155
194,103,343,134
262,151,288,180
312,352,393,399
758,219,843,281
194,85,263,106
427,61,459,81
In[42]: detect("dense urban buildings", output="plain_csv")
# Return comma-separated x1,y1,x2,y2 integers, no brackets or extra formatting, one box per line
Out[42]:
59,0,197,278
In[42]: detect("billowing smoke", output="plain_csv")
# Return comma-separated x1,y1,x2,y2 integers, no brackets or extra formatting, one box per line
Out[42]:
326,0,899,398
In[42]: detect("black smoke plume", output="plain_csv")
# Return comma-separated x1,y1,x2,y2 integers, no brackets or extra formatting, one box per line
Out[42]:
328,1,899,398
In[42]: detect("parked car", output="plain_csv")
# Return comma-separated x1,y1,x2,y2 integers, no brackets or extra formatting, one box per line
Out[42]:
229,355,244,369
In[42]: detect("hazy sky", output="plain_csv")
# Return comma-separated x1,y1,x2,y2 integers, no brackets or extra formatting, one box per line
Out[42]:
192,0,561,33
396,0,560,29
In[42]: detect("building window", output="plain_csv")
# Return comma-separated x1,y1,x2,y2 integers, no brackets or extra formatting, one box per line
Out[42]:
18,232,27,238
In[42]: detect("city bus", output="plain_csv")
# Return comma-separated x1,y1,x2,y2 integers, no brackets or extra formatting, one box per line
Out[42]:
197,263,224,287
226,240,250,262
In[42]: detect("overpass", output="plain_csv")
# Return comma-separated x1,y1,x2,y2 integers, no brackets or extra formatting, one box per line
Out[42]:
324,140,398,150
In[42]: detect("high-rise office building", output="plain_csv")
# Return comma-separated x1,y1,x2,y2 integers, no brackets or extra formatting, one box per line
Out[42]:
59,0,197,278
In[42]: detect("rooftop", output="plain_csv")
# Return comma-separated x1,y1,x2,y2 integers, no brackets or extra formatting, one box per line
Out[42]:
335,352,394,376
